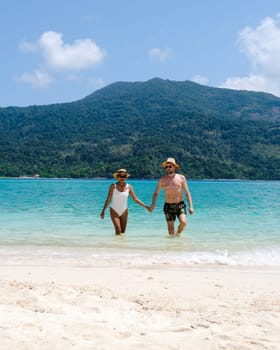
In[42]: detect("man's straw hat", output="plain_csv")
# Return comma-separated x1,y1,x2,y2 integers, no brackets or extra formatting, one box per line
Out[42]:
162,157,179,169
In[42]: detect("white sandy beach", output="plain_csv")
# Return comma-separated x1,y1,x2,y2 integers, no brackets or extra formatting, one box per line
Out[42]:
0,264,279,350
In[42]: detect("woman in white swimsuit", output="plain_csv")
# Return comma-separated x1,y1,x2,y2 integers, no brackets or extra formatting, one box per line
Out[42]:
100,169,149,235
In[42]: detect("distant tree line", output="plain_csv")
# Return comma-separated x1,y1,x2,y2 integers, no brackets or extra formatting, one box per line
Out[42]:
0,78,279,179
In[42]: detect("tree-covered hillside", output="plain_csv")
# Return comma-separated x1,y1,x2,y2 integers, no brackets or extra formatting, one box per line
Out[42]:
0,78,279,179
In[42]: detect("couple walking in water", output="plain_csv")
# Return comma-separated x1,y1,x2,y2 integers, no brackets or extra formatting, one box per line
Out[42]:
100,158,194,236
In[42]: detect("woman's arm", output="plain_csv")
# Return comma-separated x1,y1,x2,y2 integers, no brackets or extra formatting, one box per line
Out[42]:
129,185,149,210
100,184,114,219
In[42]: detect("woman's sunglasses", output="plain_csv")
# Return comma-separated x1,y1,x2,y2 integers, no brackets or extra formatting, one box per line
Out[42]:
118,174,127,178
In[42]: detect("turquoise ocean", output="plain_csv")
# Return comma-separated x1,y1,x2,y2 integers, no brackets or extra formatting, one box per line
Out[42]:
0,179,279,267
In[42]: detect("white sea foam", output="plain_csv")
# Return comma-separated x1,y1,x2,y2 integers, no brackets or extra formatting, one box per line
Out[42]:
1,246,280,267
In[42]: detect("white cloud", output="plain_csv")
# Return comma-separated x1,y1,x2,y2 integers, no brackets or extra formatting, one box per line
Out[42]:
191,74,209,85
149,47,172,62
38,31,105,70
222,74,272,92
20,70,53,88
220,15,280,96
19,31,106,89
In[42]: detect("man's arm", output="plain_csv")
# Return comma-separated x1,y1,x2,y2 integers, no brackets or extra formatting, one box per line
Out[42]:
181,175,194,215
149,179,162,212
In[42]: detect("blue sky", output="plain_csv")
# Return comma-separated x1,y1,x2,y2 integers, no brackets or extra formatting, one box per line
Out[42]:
1,0,280,107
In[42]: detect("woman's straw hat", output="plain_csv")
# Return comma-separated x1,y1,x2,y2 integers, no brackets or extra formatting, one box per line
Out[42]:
113,168,131,179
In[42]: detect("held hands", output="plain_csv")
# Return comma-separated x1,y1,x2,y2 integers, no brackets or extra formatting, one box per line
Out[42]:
189,207,194,215
143,205,152,212
140,204,153,212
100,211,105,219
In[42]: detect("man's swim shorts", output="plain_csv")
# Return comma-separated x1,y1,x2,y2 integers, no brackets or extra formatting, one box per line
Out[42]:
163,201,187,221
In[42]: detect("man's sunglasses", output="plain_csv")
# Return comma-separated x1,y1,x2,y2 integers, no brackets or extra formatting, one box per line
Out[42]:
165,165,173,169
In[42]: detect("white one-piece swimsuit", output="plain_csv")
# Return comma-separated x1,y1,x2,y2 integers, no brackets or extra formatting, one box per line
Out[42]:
110,184,129,216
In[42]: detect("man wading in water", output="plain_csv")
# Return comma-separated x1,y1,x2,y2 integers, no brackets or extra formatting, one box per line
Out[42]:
149,158,194,235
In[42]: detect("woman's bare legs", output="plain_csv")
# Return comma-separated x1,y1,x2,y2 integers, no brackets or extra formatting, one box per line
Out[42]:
110,208,128,235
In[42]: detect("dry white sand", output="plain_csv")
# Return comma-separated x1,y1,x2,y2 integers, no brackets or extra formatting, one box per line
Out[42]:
0,264,279,350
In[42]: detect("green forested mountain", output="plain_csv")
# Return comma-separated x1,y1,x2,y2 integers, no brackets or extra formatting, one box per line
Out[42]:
0,78,279,179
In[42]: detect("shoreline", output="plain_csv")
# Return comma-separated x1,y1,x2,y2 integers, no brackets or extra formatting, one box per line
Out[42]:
0,264,279,349
1,177,279,181
1,243,280,268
